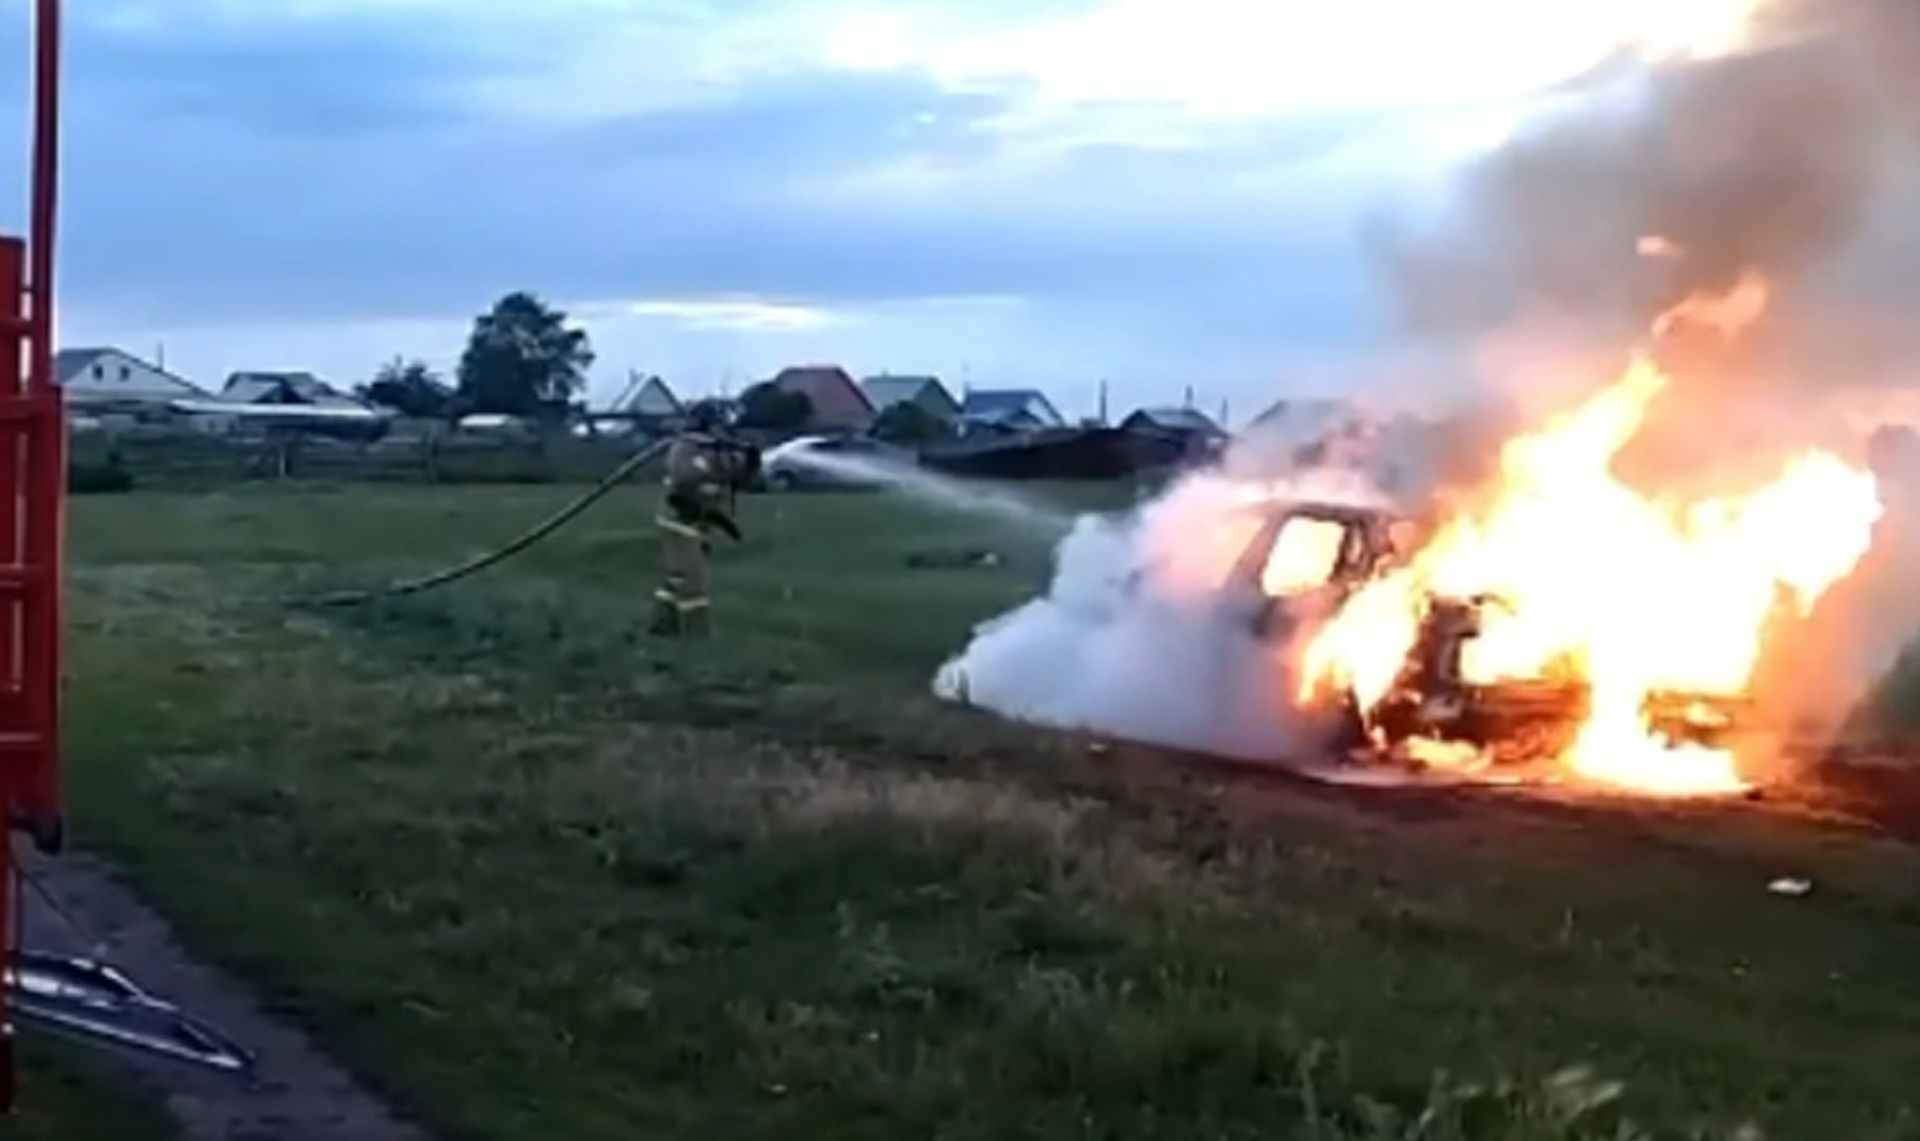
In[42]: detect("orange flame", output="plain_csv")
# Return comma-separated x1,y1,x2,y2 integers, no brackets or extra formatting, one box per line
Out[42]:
1298,277,1884,796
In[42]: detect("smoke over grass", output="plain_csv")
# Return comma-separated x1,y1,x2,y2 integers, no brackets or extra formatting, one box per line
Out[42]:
931,443,1413,762
933,475,1303,760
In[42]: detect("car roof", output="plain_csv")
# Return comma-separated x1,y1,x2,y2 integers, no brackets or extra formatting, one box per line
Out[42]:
764,435,829,458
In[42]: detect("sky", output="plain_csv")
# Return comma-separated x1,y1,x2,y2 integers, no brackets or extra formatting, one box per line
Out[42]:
0,0,1709,418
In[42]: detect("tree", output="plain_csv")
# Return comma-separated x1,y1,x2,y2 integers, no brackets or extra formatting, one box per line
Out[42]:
869,401,953,446
455,292,594,419
735,381,813,432
358,357,453,419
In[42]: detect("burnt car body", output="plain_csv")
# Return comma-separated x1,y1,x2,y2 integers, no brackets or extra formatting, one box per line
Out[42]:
1217,500,1754,763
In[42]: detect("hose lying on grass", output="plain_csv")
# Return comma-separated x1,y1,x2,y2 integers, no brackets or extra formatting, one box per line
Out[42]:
293,440,669,608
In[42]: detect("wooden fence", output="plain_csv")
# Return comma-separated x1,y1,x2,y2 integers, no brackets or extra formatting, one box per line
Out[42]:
69,430,654,490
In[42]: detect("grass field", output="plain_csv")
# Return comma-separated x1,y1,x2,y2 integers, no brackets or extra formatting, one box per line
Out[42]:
51,480,1920,1139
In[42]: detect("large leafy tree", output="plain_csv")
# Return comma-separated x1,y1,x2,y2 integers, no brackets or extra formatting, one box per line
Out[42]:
455,292,594,418
869,400,953,446
358,357,453,419
734,381,812,432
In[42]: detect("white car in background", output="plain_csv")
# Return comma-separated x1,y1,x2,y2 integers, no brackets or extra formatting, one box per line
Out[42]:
753,434,915,491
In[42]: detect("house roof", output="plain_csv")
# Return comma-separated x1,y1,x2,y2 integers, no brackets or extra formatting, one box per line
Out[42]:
1123,406,1221,434
223,371,363,408
862,374,953,410
961,388,1038,413
614,375,682,416
1247,397,1354,430
53,347,114,382
53,346,206,397
771,365,874,421
960,388,1063,424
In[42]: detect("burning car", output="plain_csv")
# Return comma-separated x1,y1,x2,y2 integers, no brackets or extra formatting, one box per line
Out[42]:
1218,345,1881,796
1220,499,1760,768
937,269,1889,799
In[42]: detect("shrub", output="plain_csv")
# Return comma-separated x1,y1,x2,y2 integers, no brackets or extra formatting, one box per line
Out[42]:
68,458,135,494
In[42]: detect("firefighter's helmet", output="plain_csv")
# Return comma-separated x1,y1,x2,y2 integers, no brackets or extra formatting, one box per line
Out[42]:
684,401,729,434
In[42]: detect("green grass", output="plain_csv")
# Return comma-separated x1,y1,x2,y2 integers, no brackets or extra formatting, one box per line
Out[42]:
58,482,1920,1139
1868,640,1920,734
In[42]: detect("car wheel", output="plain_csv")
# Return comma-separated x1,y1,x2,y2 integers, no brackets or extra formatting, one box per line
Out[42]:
768,470,799,491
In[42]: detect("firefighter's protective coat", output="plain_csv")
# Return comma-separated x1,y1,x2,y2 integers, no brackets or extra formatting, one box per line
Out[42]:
651,432,741,635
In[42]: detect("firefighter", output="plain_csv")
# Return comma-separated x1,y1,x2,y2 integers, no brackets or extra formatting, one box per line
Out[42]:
650,403,746,637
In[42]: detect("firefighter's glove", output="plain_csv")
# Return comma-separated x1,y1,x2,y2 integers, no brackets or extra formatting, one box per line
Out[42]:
669,489,744,543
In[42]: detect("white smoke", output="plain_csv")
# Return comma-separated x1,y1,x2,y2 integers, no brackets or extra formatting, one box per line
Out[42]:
932,426,1421,760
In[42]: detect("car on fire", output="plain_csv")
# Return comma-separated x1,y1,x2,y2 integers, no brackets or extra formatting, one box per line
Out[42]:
1215,498,1756,765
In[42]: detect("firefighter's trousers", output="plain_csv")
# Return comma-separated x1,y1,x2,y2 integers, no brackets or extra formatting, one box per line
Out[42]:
651,512,712,636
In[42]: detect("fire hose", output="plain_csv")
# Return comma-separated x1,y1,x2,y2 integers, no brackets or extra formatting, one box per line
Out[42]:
293,439,671,608
14,439,687,1078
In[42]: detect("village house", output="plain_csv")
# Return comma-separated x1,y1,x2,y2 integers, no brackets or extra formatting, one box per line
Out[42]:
1119,405,1227,465
768,365,874,432
222,370,369,410
861,373,961,422
55,346,206,406
581,372,687,437
613,373,683,422
958,388,1066,434
1119,406,1224,437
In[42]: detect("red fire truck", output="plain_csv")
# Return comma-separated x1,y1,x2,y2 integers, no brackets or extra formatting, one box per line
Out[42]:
2,0,248,1110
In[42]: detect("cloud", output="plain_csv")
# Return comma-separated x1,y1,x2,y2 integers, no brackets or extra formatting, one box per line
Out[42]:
617,298,843,332
63,4,546,136
0,0,1655,409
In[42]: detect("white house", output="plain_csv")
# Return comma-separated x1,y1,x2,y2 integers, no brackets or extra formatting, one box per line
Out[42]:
54,347,207,408
611,373,683,419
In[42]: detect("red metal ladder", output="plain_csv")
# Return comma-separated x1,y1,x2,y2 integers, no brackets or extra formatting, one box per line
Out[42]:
0,230,70,1107
0,1,249,1109
0,0,71,1104
0,221,68,858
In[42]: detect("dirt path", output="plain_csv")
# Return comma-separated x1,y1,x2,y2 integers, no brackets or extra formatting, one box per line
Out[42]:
19,848,435,1141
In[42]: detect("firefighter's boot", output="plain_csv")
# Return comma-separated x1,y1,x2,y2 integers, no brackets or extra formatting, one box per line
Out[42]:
649,592,682,637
